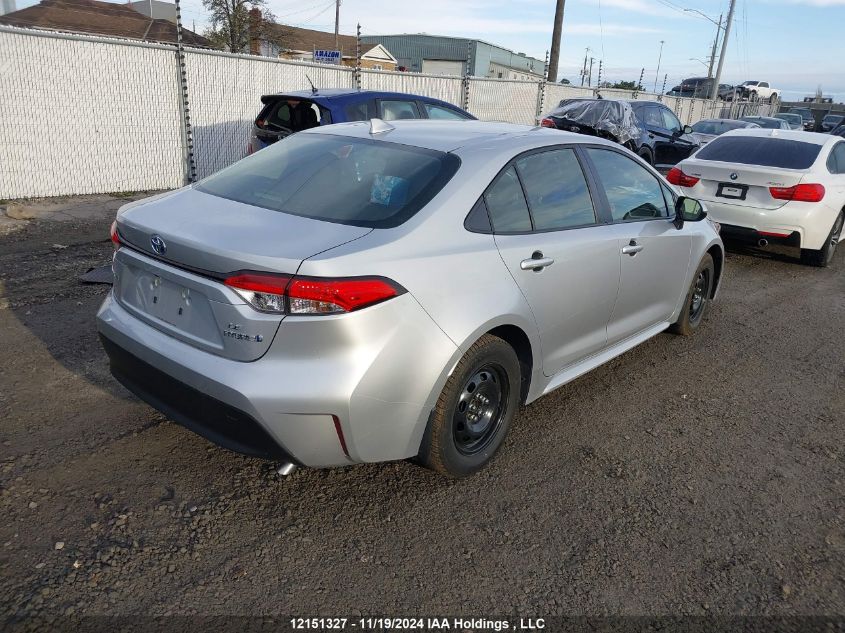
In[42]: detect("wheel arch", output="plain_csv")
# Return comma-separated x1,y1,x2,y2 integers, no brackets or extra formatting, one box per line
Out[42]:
707,242,724,299
486,324,534,404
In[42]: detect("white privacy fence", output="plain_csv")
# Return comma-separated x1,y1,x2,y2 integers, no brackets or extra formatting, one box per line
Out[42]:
0,25,775,199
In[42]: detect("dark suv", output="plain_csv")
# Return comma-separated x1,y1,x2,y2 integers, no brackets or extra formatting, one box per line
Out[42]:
249,89,475,154
541,98,699,167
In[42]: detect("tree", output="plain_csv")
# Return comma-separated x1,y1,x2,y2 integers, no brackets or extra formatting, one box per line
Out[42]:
611,80,638,90
202,0,285,54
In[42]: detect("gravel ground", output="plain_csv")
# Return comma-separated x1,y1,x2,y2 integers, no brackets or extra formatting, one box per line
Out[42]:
0,196,843,628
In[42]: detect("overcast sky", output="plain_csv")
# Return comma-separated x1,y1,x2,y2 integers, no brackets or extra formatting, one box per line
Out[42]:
17,0,845,100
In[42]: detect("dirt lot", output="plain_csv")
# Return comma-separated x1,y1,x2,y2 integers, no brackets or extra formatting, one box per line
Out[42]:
0,196,843,627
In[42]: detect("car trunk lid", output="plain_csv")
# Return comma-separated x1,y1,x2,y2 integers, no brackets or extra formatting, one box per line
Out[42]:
114,188,371,361
682,160,807,210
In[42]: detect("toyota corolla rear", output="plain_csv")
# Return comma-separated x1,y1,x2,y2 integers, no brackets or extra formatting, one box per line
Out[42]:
97,130,463,467
668,131,834,249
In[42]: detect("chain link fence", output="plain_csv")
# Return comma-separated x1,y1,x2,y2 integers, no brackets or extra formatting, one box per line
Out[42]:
0,27,185,199
0,25,774,200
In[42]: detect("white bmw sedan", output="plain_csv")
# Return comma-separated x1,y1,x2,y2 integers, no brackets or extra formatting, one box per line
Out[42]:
668,128,845,266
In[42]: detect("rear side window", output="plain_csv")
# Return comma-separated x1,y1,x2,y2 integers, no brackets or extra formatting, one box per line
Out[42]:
695,136,822,169
586,148,668,221
484,167,532,232
380,100,420,120
644,105,663,127
424,103,470,120
828,142,845,174
345,101,370,122
514,149,596,230
196,133,459,229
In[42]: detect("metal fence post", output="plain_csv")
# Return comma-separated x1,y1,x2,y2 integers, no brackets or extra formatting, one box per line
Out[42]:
462,41,472,111
355,23,361,90
174,0,196,183
535,50,549,124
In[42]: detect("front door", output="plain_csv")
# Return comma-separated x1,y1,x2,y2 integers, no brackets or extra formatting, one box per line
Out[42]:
484,148,621,376
582,147,692,345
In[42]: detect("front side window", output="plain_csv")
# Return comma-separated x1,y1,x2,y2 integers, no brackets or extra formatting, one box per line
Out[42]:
585,148,668,221
424,103,471,120
660,107,682,133
484,167,532,232
196,133,459,229
644,105,663,127
380,100,420,120
514,149,596,230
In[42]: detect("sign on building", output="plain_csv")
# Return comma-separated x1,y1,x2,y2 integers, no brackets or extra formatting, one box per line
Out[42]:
313,50,341,65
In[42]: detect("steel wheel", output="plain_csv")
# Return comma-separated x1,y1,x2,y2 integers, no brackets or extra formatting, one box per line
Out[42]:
453,364,508,455
689,268,711,323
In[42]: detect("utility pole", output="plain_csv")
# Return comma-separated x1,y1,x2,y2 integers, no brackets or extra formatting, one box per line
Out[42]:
710,0,735,100
580,47,590,86
334,0,341,50
653,40,665,93
547,0,566,82
707,13,722,78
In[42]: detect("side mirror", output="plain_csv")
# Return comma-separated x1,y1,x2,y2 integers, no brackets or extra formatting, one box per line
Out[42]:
673,196,706,229
682,125,694,135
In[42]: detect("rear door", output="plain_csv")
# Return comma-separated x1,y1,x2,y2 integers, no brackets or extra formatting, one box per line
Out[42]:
487,147,621,376
582,146,692,343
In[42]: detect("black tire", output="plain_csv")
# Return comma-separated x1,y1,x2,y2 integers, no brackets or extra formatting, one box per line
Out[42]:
416,334,520,477
670,253,715,336
800,211,843,267
637,147,654,165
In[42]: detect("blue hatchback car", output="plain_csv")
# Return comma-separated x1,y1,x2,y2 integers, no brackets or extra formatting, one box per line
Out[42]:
249,89,476,154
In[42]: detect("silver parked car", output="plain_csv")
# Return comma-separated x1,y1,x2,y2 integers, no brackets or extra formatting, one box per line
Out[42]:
97,120,724,477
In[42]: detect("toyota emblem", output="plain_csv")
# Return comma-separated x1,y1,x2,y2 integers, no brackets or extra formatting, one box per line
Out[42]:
730,172,738,181
150,234,167,255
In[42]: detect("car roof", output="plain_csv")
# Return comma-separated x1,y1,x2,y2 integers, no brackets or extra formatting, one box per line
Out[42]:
298,119,603,153
263,89,456,104
719,128,836,146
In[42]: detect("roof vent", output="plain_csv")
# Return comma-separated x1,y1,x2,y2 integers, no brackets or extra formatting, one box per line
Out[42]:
369,118,395,135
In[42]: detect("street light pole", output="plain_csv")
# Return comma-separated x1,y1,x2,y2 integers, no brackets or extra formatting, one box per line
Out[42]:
707,13,722,78
710,0,735,100
653,40,665,93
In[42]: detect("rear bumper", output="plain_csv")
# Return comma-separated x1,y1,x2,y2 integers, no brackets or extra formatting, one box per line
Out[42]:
101,334,298,462
696,198,836,250
97,289,460,468
718,224,800,247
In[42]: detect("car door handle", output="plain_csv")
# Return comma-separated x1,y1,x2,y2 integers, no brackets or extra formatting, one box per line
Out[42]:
622,240,645,256
520,253,555,270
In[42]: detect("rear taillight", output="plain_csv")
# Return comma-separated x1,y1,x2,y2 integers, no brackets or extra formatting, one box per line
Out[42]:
540,118,556,128
224,272,290,313
110,220,121,249
768,183,825,203
224,272,403,315
666,167,700,187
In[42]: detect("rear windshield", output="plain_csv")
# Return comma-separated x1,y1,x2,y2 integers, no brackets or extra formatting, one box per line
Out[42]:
196,133,460,228
695,136,822,169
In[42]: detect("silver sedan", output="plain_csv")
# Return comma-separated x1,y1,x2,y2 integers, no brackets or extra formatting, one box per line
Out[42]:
97,120,724,477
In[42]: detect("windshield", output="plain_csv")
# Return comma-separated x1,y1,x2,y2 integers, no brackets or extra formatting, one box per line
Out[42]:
775,114,800,122
691,120,751,135
695,136,822,169
196,133,460,228
789,108,813,120
743,81,759,86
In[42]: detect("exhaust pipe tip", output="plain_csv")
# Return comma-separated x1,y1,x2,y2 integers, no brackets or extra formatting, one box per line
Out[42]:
758,238,768,248
276,462,297,476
